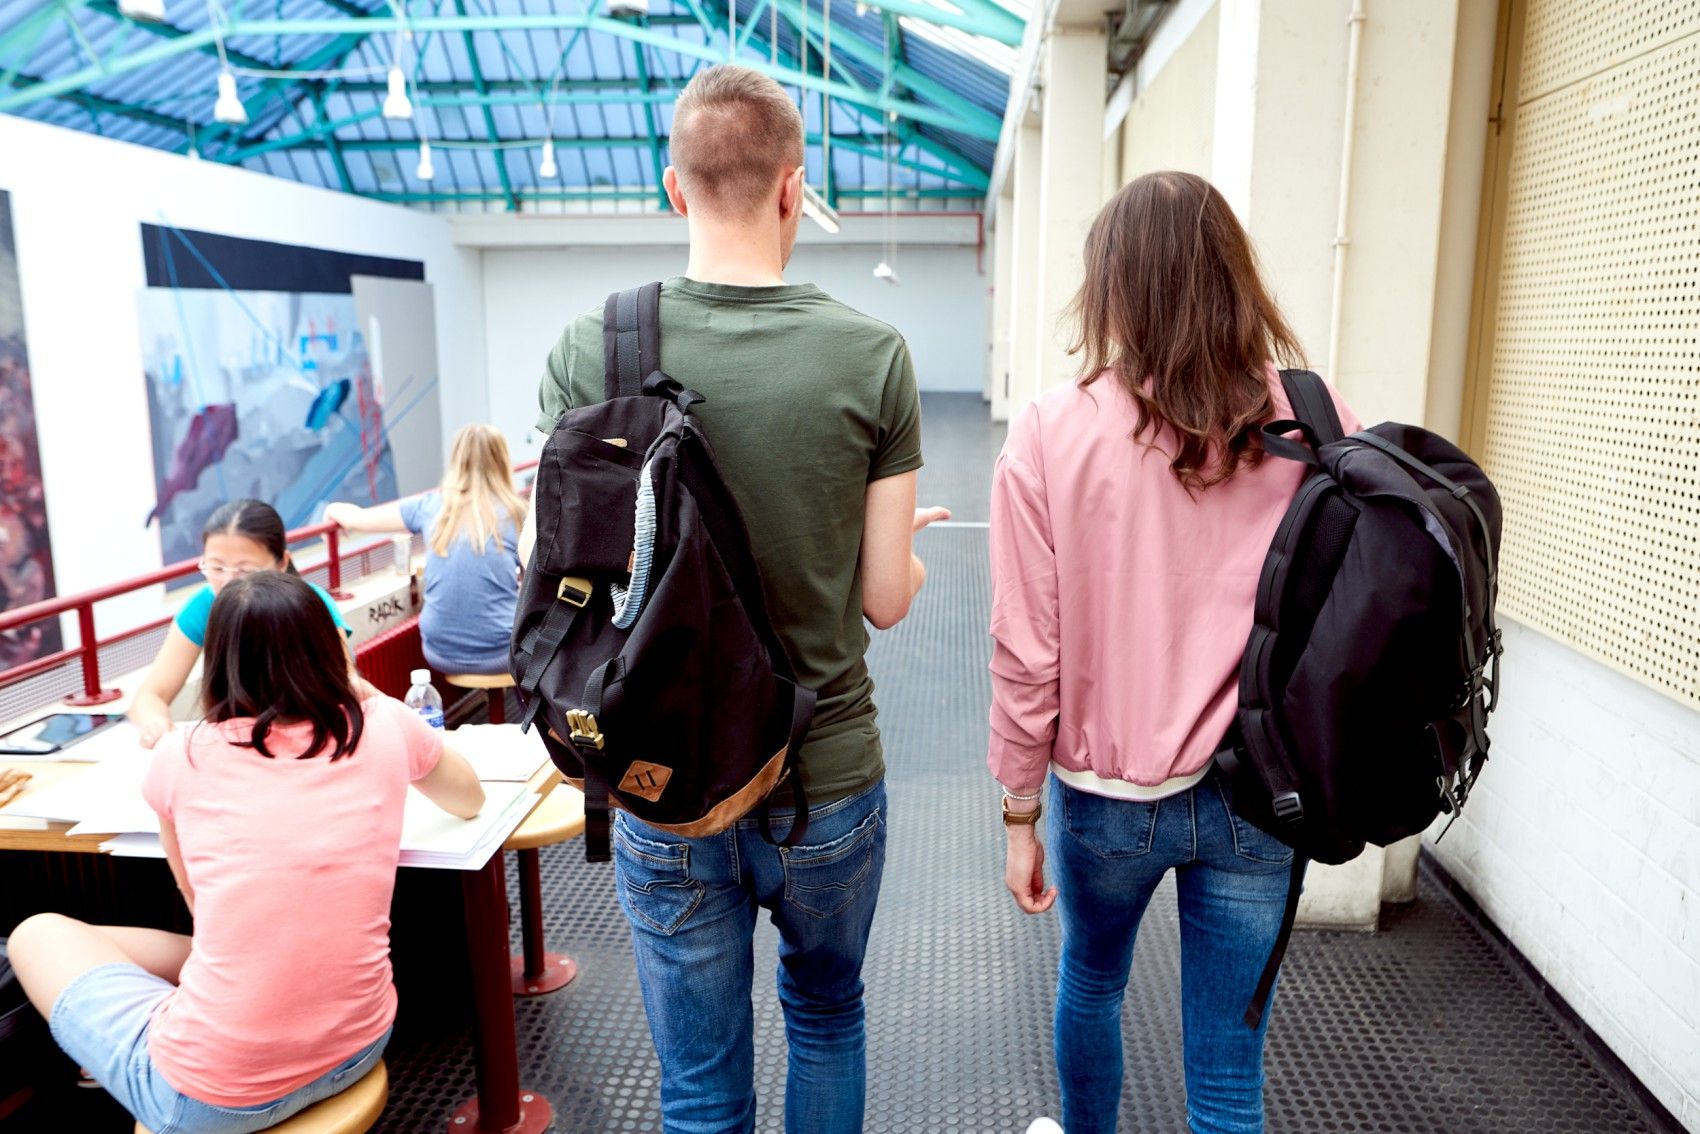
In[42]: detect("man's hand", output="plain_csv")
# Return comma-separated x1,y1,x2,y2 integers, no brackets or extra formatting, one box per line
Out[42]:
914,506,951,532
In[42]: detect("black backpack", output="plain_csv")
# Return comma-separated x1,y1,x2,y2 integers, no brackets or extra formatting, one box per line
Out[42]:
1216,369,1504,1025
511,283,816,862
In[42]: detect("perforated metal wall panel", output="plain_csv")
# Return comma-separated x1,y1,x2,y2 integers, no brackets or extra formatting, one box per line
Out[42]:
1481,0,1700,706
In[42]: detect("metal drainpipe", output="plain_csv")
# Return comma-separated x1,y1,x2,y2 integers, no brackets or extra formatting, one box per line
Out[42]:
1327,0,1367,381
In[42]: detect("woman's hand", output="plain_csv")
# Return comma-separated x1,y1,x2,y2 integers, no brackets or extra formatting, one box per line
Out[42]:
1005,825,1058,914
134,713,173,750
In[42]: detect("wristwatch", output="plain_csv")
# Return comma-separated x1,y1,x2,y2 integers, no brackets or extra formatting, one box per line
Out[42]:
1001,797,1042,826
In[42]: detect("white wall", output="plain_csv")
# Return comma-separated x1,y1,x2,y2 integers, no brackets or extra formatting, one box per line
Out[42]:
476,226,988,455
1428,620,1700,1128
1119,0,1219,182
0,113,483,638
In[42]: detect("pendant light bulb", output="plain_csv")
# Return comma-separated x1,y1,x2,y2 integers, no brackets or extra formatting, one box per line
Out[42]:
538,136,558,179
872,260,900,286
416,139,434,182
383,65,413,120
213,69,248,126
118,0,167,21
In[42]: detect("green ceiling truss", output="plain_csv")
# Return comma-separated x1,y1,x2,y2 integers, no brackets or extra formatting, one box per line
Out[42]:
0,0,1015,208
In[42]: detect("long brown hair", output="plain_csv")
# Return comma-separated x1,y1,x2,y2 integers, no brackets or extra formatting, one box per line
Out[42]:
430,424,526,558
200,572,364,761
1067,171,1305,490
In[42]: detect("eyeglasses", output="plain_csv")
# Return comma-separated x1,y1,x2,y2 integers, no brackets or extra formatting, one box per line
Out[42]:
197,560,266,580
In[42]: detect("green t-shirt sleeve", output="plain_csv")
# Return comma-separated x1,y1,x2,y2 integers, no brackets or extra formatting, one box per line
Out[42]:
870,341,924,482
535,328,574,434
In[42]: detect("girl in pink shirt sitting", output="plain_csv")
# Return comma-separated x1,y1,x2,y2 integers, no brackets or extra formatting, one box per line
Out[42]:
991,172,1360,1134
10,571,484,1132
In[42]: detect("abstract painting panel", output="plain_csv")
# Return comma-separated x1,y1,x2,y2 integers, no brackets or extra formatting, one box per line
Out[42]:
0,189,63,667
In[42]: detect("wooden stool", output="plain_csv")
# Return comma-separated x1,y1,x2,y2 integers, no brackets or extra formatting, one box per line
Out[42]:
136,1060,387,1134
445,672,514,725
502,782,586,996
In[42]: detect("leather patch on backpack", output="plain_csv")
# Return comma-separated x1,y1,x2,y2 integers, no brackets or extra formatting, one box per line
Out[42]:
619,761,673,802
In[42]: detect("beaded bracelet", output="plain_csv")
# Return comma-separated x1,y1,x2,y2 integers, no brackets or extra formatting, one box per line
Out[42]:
1001,787,1041,802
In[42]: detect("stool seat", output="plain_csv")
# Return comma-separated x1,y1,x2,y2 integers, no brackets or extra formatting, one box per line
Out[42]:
504,783,586,852
445,672,516,690
136,1060,387,1134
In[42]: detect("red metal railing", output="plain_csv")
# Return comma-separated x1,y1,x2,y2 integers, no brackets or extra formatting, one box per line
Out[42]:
0,459,539,707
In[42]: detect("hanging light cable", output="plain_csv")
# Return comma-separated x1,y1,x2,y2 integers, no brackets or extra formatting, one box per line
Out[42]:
822,0,832,210
206,0,247,125
873,17,899,284
382,4,413,121
797,0,841,235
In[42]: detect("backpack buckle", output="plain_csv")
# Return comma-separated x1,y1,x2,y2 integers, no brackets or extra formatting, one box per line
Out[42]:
557,576,592,608
1271,791,1304,823
566,709,604,750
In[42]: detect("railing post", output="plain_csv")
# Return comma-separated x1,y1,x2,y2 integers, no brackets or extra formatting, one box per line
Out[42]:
325,528,352,600
64,602,120,707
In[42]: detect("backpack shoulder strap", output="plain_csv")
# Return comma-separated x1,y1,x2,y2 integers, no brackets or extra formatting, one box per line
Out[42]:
602,282,663,400
1279,369,1346,445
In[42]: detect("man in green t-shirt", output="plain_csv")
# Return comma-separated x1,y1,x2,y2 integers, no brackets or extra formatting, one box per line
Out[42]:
525,64,948,1133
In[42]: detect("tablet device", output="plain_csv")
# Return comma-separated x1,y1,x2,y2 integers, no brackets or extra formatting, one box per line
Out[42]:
0,713,122,756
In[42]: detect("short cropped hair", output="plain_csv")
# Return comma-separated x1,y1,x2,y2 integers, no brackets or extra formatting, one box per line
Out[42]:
669,65,805,217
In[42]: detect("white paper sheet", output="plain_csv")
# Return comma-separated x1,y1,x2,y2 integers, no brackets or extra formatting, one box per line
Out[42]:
444,724,549,782
57,720,152,763
5,755,152,826
99,781,538,872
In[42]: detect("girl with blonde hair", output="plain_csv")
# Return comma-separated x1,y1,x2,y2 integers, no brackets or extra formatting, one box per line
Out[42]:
327,423,525,675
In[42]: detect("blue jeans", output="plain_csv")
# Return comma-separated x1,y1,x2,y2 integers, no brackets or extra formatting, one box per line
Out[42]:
49,961,390,1134
1048,772,1300,1134
613,779,887,1134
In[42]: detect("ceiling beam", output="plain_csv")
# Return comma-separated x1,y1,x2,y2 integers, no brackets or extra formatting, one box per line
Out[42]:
453,0,519,212
628,39,670,209
309,84,355,192
0,13,1003,139
772,0,1001,144
204,28,382,157
83,0,279,71
243,130,985,187
367,185,975,203
5,68,193,134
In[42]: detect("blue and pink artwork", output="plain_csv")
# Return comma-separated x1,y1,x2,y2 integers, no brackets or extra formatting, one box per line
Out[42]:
137,225,424,569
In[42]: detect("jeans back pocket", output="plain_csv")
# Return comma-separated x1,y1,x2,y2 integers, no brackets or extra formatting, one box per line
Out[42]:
613,818,705,936
781,807,883,919
1059,782,1159,859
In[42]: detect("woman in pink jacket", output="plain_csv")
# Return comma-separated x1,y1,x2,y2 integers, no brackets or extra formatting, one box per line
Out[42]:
990,171,1359,1134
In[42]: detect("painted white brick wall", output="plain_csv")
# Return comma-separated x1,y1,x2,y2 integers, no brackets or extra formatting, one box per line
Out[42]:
1427,617,1700,1130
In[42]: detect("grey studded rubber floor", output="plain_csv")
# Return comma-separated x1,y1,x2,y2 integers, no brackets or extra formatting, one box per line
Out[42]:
11,397,1672,1134
370,395,1677,1134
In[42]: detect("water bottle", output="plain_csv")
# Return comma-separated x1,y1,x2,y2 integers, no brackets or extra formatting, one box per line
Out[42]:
404,669,444,730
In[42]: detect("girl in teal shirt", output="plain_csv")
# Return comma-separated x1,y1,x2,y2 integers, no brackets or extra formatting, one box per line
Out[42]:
129,499,350,749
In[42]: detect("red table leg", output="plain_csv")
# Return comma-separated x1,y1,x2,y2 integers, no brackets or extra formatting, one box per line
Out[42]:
449,854,552,1133
511,848,577,996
